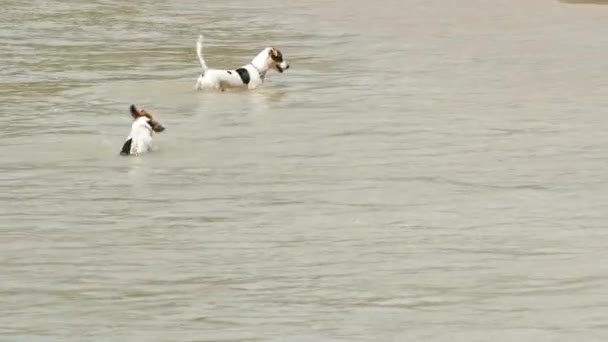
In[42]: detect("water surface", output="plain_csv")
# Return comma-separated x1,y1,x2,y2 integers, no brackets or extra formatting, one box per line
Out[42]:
1,0,608,341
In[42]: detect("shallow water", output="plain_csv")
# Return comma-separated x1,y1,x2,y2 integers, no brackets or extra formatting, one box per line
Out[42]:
1,0,608,341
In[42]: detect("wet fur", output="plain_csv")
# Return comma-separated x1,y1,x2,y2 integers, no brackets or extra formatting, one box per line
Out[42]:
121,105,165,156
194,35,290,91
130,105,164,133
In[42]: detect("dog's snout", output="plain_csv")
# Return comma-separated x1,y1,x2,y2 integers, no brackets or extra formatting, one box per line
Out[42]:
154,124,165,133
285,64,290,70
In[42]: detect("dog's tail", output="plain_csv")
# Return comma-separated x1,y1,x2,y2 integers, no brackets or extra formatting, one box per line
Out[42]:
196,34,209,72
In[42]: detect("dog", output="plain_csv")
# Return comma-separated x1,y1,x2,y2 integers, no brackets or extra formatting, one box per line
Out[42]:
194,35,290,91
120,105,165,156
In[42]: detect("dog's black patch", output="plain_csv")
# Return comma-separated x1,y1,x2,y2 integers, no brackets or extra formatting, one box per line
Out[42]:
235,68,250,85
227,71,232,75
120,138,132,156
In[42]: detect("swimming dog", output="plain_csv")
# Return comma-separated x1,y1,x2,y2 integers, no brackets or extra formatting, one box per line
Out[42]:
120,105,165,156
194,35,290,91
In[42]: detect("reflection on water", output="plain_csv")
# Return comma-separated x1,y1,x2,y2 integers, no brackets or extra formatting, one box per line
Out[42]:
2,0,608,341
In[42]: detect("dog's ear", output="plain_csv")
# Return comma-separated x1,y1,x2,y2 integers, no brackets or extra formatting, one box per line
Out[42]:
130,104,139,116
269,48,283,62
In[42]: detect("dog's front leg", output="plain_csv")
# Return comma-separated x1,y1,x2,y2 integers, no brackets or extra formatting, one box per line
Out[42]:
248,80,262,90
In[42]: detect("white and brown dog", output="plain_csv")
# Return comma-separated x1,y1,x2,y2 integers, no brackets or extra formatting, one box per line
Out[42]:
120,105,165,156
194,35,290,91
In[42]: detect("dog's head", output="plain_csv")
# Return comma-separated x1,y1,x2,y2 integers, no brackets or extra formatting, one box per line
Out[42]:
267,47,289,73
130,104,165,133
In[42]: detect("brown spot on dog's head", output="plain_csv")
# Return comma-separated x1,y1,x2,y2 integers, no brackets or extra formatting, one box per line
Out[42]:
269,47,283,63
269,47,289,73
129,104,165,133
148,120,165,133
139,109,154,121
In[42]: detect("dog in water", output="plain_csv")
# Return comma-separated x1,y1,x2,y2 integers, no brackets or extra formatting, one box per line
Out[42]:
120,105,165,156
194,35,290,91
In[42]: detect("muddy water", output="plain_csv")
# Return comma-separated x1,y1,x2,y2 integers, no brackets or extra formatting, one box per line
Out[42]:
1,0,608,341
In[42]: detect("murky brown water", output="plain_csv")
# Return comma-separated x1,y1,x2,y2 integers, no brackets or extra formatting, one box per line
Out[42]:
1,0,608,341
